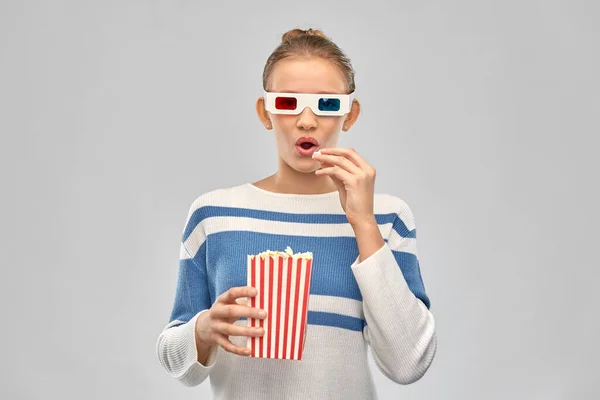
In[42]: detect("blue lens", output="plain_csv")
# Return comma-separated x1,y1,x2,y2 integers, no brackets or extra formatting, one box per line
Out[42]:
318,98,341,112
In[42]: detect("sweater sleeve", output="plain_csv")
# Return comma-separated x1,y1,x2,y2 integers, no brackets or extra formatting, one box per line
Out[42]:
350,200,437,385
156,204,219,387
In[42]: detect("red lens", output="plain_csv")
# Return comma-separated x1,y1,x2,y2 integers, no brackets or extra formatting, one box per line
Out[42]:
275,96,297,110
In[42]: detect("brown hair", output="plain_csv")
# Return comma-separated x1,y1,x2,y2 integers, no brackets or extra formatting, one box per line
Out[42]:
262,28,356,94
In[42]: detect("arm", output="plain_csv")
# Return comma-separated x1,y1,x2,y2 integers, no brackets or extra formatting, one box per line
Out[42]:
350,200,437,384
156,206,219,387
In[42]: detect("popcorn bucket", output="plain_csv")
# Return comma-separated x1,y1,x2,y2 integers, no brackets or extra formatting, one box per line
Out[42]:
247,247,313,360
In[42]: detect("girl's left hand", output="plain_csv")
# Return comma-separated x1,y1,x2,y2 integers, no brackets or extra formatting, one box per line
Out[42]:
313,147,377,227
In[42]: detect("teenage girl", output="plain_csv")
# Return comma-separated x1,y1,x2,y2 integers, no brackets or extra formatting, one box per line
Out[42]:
156,28,437,400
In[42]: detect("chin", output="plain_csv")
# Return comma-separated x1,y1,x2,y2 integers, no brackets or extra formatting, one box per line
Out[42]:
293,164,317,174
286,158,320,174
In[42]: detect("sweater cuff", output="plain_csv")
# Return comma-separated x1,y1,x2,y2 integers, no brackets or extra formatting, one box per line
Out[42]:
185,310,219,366
157,310,219,387
350,242,416,308
350,242,388,274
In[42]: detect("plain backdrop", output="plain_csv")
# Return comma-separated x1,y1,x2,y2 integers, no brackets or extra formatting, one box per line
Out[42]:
1,1,598,399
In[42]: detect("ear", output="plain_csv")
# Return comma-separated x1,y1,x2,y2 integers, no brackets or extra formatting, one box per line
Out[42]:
342,98,360,131
256,97,272,130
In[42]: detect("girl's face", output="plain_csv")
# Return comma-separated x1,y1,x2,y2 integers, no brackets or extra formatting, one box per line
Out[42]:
257,57,358,174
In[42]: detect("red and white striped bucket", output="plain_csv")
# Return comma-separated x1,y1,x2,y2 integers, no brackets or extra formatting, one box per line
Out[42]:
247,253,313,360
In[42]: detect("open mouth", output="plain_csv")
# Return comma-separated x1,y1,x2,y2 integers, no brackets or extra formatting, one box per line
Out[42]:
295,137,320,156
296,136,319,147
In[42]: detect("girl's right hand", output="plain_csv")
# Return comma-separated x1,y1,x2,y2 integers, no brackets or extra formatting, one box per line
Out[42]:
194,286,267,356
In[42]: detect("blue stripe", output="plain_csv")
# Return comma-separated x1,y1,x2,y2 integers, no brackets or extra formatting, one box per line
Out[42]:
187,229,429,307
232,311,363,332
175,314,363,333
307,311,364,332
392,213,416,239
168,243,211,324
183,206,400,242
392,249,430,309
203,231,365,302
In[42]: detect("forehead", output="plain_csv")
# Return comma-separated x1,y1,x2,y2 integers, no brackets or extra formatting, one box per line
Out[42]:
269,57,347,94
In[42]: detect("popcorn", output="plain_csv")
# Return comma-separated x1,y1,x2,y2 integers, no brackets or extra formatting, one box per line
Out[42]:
247,247,314,360
251,246,313,260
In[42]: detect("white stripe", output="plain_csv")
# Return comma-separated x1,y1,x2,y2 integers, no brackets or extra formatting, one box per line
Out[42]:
294,259,307,360
163,298,366,341
286,261,296,359
182,227,207,259
271,257,278,358
180,243,192,259
195,184,406,215
263,255,270,357
184,216,391,258
255,256,261,357
206,216,388,238
388,229,419,257
246,255,253,353
182,184,416,258
279,258,288,358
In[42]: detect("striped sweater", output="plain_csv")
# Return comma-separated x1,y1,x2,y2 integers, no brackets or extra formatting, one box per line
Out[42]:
156,182,437,399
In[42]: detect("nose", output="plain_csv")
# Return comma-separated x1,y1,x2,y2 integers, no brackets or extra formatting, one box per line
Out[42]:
296,106,318,130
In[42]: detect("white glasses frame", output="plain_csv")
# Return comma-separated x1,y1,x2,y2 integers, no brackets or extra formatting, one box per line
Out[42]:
263,91,355,116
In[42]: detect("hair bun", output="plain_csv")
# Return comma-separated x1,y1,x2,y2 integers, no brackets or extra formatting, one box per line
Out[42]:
281,28,327,42
264,27,356,93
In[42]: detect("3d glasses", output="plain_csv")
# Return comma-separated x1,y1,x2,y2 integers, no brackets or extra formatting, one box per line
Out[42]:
263,91,354,116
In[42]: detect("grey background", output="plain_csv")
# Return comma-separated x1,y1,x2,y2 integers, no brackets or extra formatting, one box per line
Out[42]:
1,0,598,399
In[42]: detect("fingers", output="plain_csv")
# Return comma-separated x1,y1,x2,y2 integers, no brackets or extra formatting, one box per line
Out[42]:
318,147,371,171
201,286,268,358
313,152,362,175
217,286,258,304
315,164,354,182
212,303,267,321
214,334,253,357
212,324,264,357
215,321,265,338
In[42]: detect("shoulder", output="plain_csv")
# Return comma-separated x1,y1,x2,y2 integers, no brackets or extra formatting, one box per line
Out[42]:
187,185,236,211
374,192,416,230
183,183,244,227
